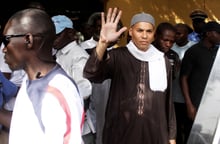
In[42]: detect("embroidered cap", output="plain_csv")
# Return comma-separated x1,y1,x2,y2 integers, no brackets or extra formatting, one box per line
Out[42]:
51,15,73,34
130,12,155,27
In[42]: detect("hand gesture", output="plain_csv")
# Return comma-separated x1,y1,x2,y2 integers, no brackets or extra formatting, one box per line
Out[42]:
99,7,127,44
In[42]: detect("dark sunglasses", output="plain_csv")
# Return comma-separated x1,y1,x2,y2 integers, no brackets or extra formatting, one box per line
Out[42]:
2,33,44,47
2,34,27,47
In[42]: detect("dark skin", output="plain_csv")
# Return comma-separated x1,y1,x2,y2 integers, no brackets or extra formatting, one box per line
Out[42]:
53,28,78,50
0,8,56,128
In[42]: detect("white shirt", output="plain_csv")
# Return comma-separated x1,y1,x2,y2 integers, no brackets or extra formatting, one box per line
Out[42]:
9,66,84,144
55,41,92,99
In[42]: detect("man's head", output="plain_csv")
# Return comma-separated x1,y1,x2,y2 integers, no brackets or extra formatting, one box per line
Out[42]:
87,12,101,41
190,9,208,33
129,12,155,51
175,23,193,46
2,8,56,70
202,21,220,46
153,22,176,53
51,15,78,49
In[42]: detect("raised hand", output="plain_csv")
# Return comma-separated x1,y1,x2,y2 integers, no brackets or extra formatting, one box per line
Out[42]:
99,7,127,44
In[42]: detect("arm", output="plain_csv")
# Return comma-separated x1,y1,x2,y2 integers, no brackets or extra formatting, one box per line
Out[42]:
83,8,127,82
71,52,92,100
180,75,196,120
0,108,12,128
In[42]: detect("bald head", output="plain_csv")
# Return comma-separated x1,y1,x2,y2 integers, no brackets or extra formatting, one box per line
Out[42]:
5,8,55,38
3,8,56,68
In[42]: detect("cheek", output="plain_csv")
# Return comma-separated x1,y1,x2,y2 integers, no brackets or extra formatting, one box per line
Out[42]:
8,47,24,62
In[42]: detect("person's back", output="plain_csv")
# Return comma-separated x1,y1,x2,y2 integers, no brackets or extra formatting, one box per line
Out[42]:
1,8,84,144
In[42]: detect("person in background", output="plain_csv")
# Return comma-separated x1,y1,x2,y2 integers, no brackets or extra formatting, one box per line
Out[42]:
0,8,84,144
51,15,92,144
80,11,107,144
152,22,180,80
26,1,46,11
83,8,176,144
171,23,196,144
80,12,102,54
80,11,124,144
51,15,92,101
180,21,220,143
188,9,208,43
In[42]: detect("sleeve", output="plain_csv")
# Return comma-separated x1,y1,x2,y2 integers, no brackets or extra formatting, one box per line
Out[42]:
83,49,110,83
165,57,177,139
0,71,18,107
70,53,92,99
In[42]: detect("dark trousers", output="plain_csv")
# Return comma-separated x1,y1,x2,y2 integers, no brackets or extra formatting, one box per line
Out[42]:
174,102,193,144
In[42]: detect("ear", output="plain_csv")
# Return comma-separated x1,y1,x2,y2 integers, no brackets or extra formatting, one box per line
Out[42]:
128,28,132,37
24,33,34,48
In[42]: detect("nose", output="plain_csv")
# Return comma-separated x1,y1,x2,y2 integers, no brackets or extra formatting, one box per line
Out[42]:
142,31,147,38
165,41,174,48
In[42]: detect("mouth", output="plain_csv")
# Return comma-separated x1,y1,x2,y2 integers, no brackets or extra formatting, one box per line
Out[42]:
140,41,149,45
4,55,10,65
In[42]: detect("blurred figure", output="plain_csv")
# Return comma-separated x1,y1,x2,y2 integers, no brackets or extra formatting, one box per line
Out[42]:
180,21,220,143
188,9,208,43
80,11,124,144
26,1,45,10
152,22,180,80
171,23,196,144
51,14,92,144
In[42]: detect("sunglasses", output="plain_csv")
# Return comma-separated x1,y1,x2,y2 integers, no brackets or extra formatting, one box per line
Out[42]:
2,33,44,47
2,34,27,47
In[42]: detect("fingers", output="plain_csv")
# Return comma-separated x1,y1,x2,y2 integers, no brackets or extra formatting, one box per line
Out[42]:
110,7,118,23
106,8,113,23
114,9,122,24
106,7,121,24
101,12,105,27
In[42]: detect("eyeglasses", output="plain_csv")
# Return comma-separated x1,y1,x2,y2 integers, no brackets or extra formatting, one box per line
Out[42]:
2,34,27,47
2,33,44,47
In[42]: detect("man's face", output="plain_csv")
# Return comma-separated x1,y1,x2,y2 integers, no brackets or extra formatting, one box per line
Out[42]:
53,28,72,50
2,23,27,71
192,19,206,33
157,29,175,53
175,26,189,46
129,22,155,51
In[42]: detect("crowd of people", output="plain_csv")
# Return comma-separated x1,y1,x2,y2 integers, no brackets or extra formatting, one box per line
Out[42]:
0,1,220,144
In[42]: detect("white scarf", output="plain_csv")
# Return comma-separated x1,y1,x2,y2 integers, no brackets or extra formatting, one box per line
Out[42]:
127,41,167,91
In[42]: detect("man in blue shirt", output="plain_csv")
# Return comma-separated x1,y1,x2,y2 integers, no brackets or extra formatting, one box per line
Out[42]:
188,9,208,43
